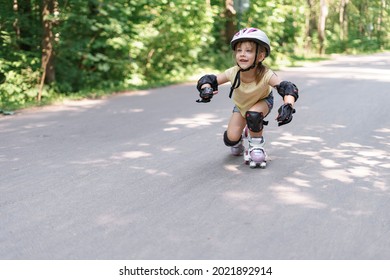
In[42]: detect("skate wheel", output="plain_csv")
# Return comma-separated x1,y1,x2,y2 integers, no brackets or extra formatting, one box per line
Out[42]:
244,151,250,164
260,161,267,169
249,161,256,168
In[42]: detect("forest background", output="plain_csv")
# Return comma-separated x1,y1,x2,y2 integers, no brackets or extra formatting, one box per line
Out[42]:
0,0,389,111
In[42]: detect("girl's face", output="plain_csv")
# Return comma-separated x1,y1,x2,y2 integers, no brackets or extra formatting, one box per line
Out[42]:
234,41,264,69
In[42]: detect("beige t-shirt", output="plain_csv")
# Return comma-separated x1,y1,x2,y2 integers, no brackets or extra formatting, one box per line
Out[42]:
225,66,275,117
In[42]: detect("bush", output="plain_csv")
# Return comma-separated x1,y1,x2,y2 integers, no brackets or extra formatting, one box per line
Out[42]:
0,53,42,109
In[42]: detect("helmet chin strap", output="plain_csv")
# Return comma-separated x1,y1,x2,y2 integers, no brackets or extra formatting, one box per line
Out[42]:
229,44,259,99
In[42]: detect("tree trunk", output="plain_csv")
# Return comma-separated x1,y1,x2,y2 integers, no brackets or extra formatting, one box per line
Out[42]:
305,0,317,52
376,0,386,44
318,0,328,54
339,0,349,42
12,0,20,41
38,0,56,101
225,0,236,45
358,0,367,34
41,0,55,84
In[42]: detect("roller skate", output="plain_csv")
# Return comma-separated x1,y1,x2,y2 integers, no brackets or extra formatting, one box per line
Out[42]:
243,131,267,169
230,139,244,156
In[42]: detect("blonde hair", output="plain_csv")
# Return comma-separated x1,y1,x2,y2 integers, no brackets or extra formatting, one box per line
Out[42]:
234,41,268,85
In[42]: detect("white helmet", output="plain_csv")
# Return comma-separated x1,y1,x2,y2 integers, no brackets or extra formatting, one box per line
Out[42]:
230,28,271,57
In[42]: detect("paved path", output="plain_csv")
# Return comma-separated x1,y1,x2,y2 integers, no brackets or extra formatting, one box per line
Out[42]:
1,52,390,259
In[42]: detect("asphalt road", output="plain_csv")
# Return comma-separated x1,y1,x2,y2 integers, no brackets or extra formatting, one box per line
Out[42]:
1,53,390,260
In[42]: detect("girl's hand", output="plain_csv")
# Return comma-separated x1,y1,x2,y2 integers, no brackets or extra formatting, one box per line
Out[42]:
196,87,214,103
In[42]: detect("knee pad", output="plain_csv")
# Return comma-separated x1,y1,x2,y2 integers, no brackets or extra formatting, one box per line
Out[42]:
223,131,241,147
246,111,264,132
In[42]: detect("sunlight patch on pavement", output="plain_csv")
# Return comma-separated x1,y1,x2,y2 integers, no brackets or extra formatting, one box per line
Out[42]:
347,166,376,178
284,177,311,188
374,180,388,191
223,164,241,173
145,169,171,176
61,99,105,107
129,165,173,177
122,90,150,96
41,99,106,112
271,133,323,148
166,113,223,128
111,151,151,159
356,149,388,158
271,185,327,209
138,143,150,147
349,156,381,166
320,159,341,168
375,128,390,133
270,141,292,147
277,133,323,143
321,169,354,184
71,159,107,165
130,108,144,113
164,127,179,131
320,148,354,159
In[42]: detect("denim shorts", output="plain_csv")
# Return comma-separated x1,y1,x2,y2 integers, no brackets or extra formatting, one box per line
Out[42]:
233,92,274,116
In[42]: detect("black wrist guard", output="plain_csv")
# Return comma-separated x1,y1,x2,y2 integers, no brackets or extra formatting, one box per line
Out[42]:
276,81,299,101
276,103,296,126
196,87,214,103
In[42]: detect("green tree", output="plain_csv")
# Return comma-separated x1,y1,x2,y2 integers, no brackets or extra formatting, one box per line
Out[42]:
0,0,42,108
129,0,214,84
54,0,134,92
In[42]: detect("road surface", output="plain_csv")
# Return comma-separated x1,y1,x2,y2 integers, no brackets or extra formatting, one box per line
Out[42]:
1,52,390,259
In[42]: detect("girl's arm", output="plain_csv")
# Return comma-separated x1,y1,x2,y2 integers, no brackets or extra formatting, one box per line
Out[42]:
269,72,299,126
216,72,229,88
200,72,229,94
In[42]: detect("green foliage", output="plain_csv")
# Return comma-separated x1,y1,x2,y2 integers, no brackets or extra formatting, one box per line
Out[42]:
0,0,43,109
326,0,389,53
0,0,389,110
0,54,41,109
128,0,213,85
55,1,134,92
244,0,307,65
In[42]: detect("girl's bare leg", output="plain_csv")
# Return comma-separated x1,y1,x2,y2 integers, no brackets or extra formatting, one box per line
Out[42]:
226,112,246,141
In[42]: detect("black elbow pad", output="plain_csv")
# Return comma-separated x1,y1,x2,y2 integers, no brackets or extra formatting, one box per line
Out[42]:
276,81,299,101
197,74,218,93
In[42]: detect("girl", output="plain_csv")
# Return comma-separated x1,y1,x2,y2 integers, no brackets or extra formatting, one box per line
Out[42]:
196,27,299,168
